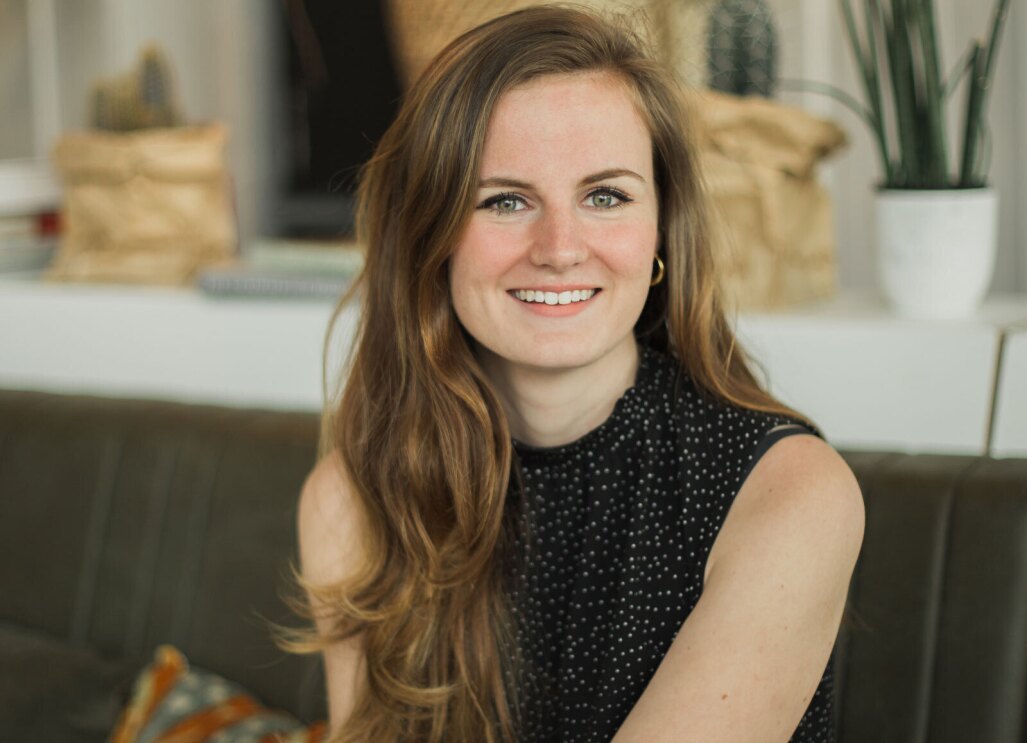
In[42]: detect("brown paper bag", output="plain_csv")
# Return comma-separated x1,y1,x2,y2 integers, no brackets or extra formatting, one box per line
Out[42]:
692,90,848,311
383,0,651,87
47,123,237,285
383,0,712,89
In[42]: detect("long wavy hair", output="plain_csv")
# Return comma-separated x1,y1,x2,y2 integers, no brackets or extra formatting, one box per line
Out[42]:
284,5,816,742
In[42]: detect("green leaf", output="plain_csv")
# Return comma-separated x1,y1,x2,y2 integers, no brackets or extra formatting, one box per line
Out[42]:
959,43,986,187
813,0,1011,188
914,0,948,183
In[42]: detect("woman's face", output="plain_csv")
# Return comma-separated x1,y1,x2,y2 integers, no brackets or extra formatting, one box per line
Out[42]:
449,71,659,373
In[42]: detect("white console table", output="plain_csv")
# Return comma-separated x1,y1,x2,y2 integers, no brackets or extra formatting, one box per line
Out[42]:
0,276,357,413
735,292,1027,456
992,320,1027,458
2,275,1026,456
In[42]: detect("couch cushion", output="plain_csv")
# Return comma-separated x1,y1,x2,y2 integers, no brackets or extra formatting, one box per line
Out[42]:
837,453,976,742
836,453,1027,743
0,620,143,743
109,644,326,743
929,456,1027,742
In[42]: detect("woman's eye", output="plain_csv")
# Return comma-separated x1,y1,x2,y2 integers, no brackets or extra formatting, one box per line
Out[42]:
479,193,526,215
585,188,631,209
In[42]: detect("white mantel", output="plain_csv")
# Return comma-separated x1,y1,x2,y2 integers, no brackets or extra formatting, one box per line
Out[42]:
1,275,1025,457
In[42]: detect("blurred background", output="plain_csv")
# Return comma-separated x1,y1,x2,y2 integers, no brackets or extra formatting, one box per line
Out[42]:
2,0,1024,288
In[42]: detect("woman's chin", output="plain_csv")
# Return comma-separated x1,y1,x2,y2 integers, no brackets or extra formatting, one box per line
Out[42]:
484,337,612,373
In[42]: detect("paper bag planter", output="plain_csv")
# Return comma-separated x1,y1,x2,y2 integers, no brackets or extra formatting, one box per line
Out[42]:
695,90,848,311
47,123,236,285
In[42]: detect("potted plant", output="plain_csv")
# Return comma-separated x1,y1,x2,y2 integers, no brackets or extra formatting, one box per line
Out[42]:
806,0,1011,318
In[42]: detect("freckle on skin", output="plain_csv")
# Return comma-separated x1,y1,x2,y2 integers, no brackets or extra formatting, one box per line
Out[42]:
721,693,728,700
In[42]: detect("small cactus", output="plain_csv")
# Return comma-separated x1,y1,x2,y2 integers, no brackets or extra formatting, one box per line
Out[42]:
89,44,182,131
138,47,178,128
707,0,779,97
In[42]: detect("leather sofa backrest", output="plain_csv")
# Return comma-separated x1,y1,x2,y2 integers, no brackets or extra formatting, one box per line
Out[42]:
839,452,1027,743
0,389,326,721
1,390,1026,739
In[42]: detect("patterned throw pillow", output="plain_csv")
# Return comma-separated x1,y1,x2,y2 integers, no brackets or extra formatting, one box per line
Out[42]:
109,645,327,743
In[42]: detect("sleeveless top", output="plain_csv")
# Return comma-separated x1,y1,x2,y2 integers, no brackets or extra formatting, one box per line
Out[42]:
507,344,834,742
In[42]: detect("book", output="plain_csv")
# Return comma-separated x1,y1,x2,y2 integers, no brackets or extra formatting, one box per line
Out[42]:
244,238,364,276
0,239,56,273
0,213,59,273
195,263,353,300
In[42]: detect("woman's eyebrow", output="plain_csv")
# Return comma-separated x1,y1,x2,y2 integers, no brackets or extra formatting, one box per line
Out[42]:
478,176,532,189
578,168,646,186
478,168,646,189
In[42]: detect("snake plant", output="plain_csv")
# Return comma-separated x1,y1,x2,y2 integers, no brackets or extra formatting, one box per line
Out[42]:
789,0,1011,189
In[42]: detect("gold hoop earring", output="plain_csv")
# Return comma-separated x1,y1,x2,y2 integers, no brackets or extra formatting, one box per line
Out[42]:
650,254,665,286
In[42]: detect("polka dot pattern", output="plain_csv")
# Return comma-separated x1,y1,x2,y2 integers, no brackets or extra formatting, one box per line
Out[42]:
507,345,834,741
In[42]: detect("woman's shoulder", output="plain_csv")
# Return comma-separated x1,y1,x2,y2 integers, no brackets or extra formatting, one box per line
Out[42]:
300,450,354,529
297,450,369,729
298,449,365,585
705,430,864,586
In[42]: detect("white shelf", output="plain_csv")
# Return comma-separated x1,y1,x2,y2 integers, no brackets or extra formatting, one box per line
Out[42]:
0,275,355,412
736,291,1027,456
2,276,1026,455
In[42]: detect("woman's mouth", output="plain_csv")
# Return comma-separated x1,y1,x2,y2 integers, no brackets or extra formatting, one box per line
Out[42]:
511,288,600,305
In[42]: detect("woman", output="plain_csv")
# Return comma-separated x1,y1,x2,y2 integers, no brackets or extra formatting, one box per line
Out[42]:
292,5,864,742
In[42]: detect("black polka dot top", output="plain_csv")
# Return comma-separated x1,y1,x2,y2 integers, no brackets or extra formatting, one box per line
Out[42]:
507,344,834,742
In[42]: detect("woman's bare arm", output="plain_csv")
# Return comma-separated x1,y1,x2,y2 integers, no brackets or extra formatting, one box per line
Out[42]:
612,434,865,742
297,451,367,734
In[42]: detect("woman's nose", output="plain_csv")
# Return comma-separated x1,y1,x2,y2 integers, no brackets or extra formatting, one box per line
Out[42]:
529,206,588,269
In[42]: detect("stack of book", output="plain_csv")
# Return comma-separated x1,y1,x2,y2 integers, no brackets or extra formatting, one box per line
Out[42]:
0,211,58,274
196,238,364,300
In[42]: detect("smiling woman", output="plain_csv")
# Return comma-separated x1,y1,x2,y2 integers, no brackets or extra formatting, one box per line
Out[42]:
282,6,863,743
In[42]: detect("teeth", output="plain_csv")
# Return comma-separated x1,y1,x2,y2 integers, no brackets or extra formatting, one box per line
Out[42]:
514,289,596,304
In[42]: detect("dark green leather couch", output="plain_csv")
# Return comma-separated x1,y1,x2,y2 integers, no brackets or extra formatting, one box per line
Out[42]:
1,389,1025,742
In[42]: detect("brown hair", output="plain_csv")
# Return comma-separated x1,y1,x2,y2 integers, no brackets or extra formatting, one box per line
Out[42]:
285,5,814,742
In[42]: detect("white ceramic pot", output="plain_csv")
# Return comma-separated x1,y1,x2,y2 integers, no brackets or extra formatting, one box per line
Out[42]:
875,187,998,319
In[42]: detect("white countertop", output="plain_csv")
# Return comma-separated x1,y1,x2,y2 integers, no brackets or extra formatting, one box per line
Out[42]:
2,274,1025,456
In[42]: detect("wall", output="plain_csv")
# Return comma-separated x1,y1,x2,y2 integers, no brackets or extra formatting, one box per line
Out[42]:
0,1,34,159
